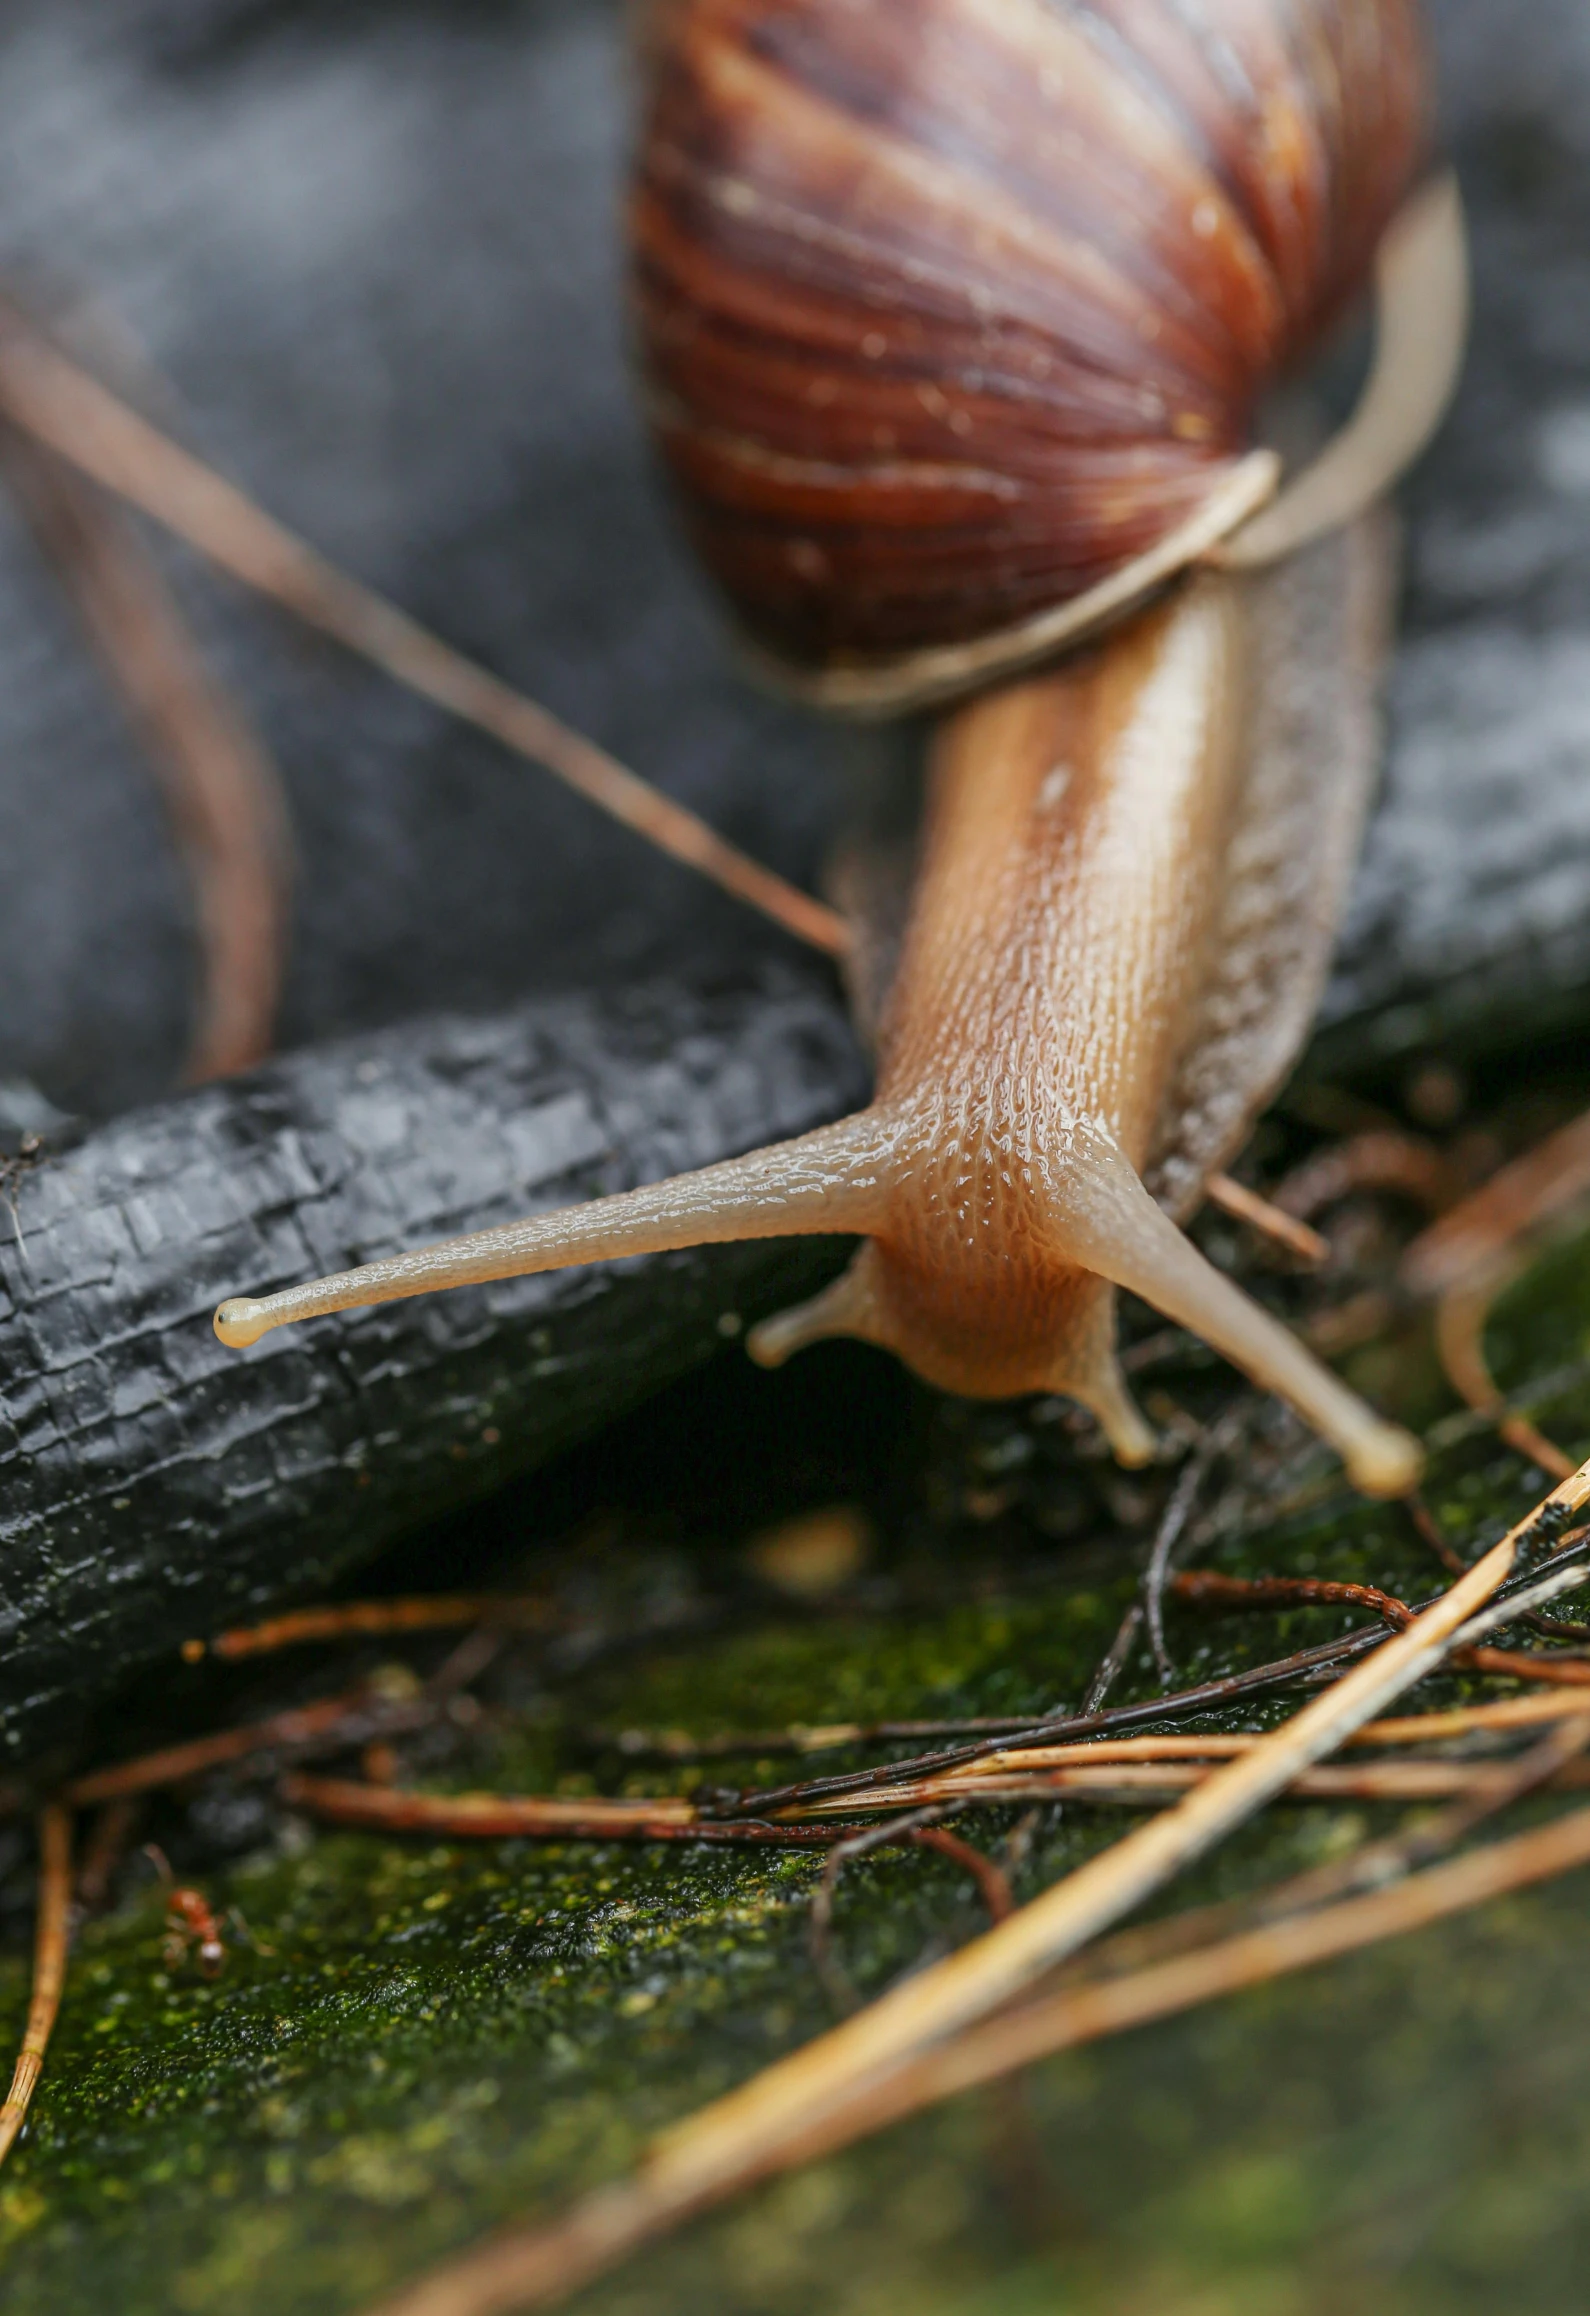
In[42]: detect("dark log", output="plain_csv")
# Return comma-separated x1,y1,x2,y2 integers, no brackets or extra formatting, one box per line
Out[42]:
0,965,864,1765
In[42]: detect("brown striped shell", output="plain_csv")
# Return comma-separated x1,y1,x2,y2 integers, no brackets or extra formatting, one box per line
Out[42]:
631,0,1429,676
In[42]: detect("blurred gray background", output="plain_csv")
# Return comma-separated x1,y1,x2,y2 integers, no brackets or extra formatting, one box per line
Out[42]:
0,0,1585,1117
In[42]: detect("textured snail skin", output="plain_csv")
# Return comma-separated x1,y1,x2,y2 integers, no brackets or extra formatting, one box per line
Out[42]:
215,1,1431,1495
215,523,1419,1497
633,0,1428,667
747,527,1417,1494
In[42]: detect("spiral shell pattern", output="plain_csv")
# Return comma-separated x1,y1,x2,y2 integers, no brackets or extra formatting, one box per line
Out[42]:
632,0,1429,670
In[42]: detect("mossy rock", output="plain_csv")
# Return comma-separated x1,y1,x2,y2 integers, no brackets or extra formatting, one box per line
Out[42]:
0,1226,1587,2315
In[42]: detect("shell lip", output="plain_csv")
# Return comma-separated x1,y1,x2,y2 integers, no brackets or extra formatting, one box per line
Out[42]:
733,169,1468,723
737,451,1280,722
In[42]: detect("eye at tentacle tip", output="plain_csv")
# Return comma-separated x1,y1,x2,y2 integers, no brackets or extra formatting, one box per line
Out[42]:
214,1298,269,1349
1344,1422,1425,1502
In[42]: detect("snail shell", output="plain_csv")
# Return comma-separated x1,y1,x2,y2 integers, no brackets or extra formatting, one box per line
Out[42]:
632,0,1429,682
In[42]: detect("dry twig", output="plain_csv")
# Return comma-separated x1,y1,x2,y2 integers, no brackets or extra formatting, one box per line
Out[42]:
74,1797,143,1913
1276,1130,1463,1223
808,1809,956,2011
0,299,844,957
64,1688,438,1806
0,1805,72,2170
184,1594,558,1664
281,1776,844,1850
0,419,290,1080
1433,1277,1576,1480
1167,1566,1590,1683
1142,1406,1247,1684
1081,1601,1143,1717
1402,1110,1590,1303
823,1754,1590,1813
1400,1109,1590,1480
1204,1173,1329,1265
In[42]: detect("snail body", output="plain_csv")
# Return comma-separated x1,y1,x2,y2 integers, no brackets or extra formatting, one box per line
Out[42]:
753,519,1398,1489
216,0,1462,1499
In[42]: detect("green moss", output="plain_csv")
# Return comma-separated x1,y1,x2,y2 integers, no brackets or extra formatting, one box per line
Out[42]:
2,1234,1590,2313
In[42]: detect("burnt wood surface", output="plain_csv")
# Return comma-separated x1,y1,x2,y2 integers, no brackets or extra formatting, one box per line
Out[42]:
0,966,863,1766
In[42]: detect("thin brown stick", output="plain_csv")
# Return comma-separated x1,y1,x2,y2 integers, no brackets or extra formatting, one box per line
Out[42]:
1369,1688,1590,1742
282,1778,696,1839
1143,1407,1246,1684
1171,1568,1411,1624
1401,1108,1590,1301
1461,1647,1590,1685
808,1809,952,2011
64,1688,433,1805
1081,1601,1143,1717
1434,1272,1576,1480
280,1775,862,1850
905,1824,1032,2222
0,1805,72,2170
1406,1490,1470,1576
602,1712,1077,1762
0,422,290,1080
1301,1287,1399,1358
0,300,845,958
75,1796,143,1913
913,1827,1015,1924
1275,1131,1463,1223
362,1804,1590,2316
1204,1173,1329,1265
183,1593,558,1664
1170,1566,1590,1684
1393,1108,1590,1477
815,1755,1590,1814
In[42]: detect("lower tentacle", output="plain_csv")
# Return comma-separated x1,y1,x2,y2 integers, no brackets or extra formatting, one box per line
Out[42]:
1048,1136,1422,1498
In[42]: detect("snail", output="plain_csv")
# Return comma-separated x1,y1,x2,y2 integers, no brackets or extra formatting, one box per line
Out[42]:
213,0,1469,1500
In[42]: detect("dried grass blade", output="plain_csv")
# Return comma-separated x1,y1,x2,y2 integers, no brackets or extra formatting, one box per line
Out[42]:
0,421,290,1079
0,1805,72,2169
0,300,845,956
364,1801,1590,2316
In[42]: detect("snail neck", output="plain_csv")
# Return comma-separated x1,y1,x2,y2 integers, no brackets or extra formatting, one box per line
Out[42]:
877,572,1246,1167
754,575,1419,1498
751,580,1246,1432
